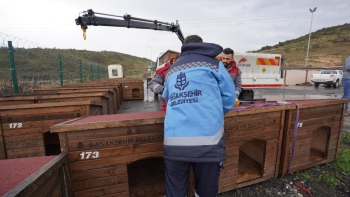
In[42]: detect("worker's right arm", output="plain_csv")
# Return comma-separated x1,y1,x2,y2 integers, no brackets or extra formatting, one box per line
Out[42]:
148,74,165,94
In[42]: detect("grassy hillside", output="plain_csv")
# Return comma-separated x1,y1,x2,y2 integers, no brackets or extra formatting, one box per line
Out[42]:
66,49,155,77
0,48,154,79
251,23,350,67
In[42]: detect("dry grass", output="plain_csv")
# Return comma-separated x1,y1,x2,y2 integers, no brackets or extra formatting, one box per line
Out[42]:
0,77,59,96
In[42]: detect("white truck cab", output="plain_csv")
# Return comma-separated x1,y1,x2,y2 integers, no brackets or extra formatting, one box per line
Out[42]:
311,70,343,88
108,64,123,78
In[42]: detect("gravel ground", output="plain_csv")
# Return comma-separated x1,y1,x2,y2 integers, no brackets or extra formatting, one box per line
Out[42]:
218,133,350,197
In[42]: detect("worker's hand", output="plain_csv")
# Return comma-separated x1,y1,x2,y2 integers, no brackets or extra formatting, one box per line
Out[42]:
235,91,240,99
234,98,240,106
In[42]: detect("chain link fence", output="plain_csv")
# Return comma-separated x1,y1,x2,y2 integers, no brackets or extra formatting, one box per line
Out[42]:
0,33,108,95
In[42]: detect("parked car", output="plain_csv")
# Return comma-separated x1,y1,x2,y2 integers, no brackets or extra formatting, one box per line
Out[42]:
310,70,343,88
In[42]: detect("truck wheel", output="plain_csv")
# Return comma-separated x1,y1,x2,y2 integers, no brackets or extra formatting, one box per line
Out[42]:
315,83,319,88
333,80,339,88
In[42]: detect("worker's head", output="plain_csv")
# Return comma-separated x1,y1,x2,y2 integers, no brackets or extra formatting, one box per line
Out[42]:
184,35,203,44
221,48,234,68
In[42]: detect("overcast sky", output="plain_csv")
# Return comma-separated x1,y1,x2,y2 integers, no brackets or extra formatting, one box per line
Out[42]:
1,0,349,62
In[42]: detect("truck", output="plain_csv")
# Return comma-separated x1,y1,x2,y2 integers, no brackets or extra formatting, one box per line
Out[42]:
75,9,284,100
156,51,284,88
310,70,343,88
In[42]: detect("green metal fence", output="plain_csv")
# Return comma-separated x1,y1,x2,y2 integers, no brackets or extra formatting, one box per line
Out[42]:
0,39,108,95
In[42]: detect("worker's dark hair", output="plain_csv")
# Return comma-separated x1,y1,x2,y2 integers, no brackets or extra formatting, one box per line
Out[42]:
184,35,203,44
223,48,234,56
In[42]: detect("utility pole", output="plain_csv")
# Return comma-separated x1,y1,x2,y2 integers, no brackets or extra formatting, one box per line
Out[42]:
305,7,317,68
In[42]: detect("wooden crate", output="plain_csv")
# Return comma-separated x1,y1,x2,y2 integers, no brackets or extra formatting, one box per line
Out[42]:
0,101,103,160
279,99,347,176
1,153,74,197
121,81,144,101
96,78,143,101
60,84,122,111
33,87,119,113
0,95,35,105
51,112,166,197
34,93,110,115
218,105,291,193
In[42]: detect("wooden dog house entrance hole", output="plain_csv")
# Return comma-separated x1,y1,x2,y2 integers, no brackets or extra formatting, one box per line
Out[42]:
132,88,141,98
43,131,61,156
237,139,266,183
128,157,165,197
309,127,330,162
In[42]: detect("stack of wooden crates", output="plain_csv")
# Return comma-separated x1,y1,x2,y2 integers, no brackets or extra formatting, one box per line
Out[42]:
49,99,348,197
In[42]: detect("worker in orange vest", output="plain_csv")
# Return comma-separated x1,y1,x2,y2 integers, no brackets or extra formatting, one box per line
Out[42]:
221,48,242,98
148,54,180,111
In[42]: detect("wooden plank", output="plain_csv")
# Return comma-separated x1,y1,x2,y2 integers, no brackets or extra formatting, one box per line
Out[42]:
71,166,127,181
74,183,129,197
219,183,236,194
275,110,285,177
73,174,128,192
29,170,61,197
6,146,46,159
0,95,35,106
0,100,101,110
291,104,343,120
279,109,293,176
225,114,282,133
66,123,164,140
1,108,86,120
3,127,51,137
225,105,293,117
226,111,281,122
2,118,76,130
5,140,44,150
70,151,163,172
69,142,163,162
289,115,342,129
287,99,349,109
34,93,110,115
67,132,164,151
225,125,280,141
51,113,165,133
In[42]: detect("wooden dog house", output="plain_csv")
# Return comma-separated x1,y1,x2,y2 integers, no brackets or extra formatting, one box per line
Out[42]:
0,101,103,160
51,112,165,197
279,99,346,176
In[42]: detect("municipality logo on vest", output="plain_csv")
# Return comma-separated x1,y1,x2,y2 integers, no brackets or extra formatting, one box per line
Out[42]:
175,72,189,90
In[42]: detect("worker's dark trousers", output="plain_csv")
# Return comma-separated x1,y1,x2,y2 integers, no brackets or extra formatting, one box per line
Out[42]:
164,159,221,197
